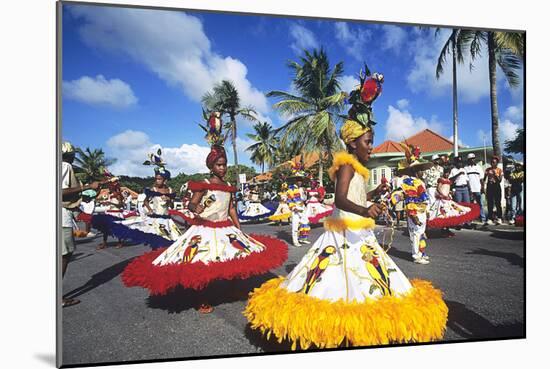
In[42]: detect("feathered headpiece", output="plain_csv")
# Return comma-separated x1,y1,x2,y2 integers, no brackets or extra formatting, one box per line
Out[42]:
287,160,307,179
345,63,384,128
199,109,228,169
101,167,121,192
143,148,171,179
396,142,433,175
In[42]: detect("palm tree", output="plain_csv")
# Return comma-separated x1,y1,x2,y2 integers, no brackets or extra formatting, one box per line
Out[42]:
74,147,116,183
267,48,346,185
245,122,278,174
201,80,258,185
465,30,524,159
434,28,470,157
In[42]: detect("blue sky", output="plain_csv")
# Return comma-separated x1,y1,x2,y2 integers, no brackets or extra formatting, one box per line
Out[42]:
61,3,524,177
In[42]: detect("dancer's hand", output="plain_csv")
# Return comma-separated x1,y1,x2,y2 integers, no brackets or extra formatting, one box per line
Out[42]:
365,204,384,218
194,204,205,214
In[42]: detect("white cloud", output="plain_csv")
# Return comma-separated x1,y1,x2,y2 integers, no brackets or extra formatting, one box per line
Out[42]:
396,98,409,109
106,130,211,176
476,120,521,146
504,105,524,122
334,22,372,61
381,25,407,53
339,75,360,93
384,105,444,141
406,29,493,103
289,23,318,54
70,6,269,114
500,119,521,143
63,75,137,108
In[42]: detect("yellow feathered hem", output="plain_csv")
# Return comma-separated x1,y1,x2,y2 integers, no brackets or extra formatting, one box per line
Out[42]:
328,152,370,181
269,213,292,221
323,216,375,231
244,278,448,350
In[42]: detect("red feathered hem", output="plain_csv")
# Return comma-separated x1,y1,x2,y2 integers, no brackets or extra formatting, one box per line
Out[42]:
427,203,480,228
167,209,234,228
121,234,288,295
308,207,334,224
187,181,237,193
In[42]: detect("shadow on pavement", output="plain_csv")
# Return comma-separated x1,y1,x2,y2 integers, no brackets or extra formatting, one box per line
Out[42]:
465,248,524,268
285,263,298,273
489,231,524,241
146,272,279,313
387,247,413,263
244,325,293,353
445,300,525,340
71,252,94,262
275,230,292,244
63,258,133,300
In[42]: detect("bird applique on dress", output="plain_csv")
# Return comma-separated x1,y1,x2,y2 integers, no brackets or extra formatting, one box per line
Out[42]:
302,245,336,294
360,244,392,296
182,235,202,263
227,234,252,255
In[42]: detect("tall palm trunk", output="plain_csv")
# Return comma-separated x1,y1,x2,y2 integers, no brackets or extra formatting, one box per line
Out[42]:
452,31,459,157
318,155,324,187
488,33,501,160
230,113,239,185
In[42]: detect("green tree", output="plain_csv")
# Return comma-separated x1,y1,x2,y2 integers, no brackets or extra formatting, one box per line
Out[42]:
267,48,346,186
201,80,258,185
504,128,525,154
245,121,278,174
466,30,524,159
226,165,257,187
74,147,116,183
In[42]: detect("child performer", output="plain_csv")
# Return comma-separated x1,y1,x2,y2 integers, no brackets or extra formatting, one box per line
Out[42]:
269,182,292,224
391,145,433,264
245,70,447,349
121,113,287,313
305,179,334,224
286,168,310,247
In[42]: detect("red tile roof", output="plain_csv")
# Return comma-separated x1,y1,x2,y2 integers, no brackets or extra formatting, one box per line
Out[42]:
373,129,457,154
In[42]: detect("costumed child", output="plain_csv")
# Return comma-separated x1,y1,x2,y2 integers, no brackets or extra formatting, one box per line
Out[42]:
427,170,480,231
268,182,292,224
92,154,181,250
286,163,310,247
239,184,273,222
121,113,287,314
390,145,433,264
245,69,448,350
305,179,334,224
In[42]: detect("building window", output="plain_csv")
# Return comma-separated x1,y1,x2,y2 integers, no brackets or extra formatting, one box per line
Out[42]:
381,168,386,181
373,169,378,185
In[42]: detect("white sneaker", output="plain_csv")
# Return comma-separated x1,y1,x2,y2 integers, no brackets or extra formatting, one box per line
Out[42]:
509,219,515,225
86,232,97,237
414,257,430,265
300,239,311,244
485,219,494,226
293,242,302,247
496,218,503,225
422,255,430,261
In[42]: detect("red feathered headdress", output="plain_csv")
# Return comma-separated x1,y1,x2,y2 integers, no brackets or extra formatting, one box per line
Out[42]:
206,145,227,169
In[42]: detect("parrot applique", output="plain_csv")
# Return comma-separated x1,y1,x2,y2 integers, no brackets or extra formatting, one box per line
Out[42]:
227,234,252,255
302,245,336,294
360,244,392,296
182,235,202,263
360,73,384,104
157,223,171,239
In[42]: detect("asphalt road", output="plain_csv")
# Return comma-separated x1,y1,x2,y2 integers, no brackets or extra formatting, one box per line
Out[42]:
61,221,525,366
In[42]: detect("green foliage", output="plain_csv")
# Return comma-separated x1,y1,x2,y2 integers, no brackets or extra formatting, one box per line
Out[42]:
504,128,525,154
226,165,257,186
73,147,116,183
246,121,278,173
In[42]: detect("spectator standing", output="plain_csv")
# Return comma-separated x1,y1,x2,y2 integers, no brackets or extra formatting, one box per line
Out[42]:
61,141,101,307
482,156,504,225
423,154,444,205
509,162,524,224
449,156,470,203
464,153,486,223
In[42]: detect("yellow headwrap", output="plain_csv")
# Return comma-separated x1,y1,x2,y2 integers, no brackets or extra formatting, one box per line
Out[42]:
340,119,370,144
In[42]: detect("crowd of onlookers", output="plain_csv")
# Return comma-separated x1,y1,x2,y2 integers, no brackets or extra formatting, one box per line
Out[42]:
422,152,524,226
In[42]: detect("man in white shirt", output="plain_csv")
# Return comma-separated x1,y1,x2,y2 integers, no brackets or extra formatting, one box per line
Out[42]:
464,153,486,223
449,156,470,203
61,142,100,307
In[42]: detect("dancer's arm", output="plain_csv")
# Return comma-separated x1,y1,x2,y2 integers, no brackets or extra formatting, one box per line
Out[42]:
335,165,384,218
228,195,241,229
188,190,206,214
